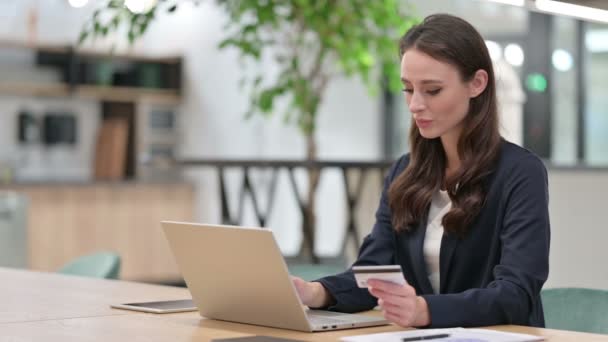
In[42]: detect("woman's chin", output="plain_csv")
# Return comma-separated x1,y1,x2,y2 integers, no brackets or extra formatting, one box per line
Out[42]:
418,128,440,139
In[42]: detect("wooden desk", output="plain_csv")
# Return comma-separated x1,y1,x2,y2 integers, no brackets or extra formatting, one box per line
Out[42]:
1,268,607,341
0,268,188,323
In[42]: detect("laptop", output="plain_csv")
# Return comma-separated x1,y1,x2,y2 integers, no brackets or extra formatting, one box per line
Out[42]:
161,221,389,332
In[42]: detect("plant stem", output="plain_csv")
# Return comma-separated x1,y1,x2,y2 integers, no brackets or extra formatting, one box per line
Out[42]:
304,132,320,263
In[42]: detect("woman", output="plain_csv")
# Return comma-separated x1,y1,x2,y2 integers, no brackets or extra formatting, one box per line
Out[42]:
292,14,550,328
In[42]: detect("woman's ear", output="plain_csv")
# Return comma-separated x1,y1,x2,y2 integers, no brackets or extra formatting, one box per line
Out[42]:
469,69,488,98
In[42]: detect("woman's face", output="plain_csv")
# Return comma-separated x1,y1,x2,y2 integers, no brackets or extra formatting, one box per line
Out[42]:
400,48,486,142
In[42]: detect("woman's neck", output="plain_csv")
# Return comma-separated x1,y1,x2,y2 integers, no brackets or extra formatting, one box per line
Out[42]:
441,134,461,176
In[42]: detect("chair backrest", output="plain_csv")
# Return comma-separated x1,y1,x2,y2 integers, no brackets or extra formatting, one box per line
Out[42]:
287,263,346,281
58,252,121,279
541,287,608,334
0,191,28,268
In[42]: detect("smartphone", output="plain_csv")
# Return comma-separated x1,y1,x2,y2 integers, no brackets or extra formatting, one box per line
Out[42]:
110,299,197,313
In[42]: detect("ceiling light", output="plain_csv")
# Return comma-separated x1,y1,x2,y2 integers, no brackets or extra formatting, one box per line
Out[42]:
504,43,525,67
125,0,157,14
586,30,608,53
552,49,573,72
484,0,525,6
536,0,608,24
68,0,89,8
485,40,503,61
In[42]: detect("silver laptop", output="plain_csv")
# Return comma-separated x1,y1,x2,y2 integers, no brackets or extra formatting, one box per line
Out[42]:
161,221,389,332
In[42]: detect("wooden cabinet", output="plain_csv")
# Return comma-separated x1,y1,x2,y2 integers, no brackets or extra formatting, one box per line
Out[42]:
5,182,194,283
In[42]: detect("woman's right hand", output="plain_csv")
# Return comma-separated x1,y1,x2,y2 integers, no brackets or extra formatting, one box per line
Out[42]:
291,276,331,308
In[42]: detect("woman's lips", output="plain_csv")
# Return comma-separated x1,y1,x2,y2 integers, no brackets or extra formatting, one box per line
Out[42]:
415,119,433,128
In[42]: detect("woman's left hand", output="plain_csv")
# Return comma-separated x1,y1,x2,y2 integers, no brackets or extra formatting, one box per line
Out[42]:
367,279,430,327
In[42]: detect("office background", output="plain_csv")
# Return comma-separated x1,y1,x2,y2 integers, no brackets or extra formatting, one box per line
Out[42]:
0,0,606,291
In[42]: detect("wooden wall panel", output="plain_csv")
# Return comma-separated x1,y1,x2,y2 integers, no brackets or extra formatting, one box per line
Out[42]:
3,183,194,283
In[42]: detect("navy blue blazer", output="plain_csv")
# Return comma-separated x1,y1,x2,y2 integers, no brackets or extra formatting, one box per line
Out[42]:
317,141,550,328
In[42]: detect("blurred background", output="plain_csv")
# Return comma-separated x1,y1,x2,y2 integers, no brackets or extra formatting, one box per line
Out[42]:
0,0,606,293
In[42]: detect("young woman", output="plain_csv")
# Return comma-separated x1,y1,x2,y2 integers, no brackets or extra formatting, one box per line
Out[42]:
292,13,550,328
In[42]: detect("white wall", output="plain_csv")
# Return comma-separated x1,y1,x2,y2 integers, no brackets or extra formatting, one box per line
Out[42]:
546,170,608,289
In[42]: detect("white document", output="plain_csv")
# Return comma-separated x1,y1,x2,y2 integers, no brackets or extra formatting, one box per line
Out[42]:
341,327,544,342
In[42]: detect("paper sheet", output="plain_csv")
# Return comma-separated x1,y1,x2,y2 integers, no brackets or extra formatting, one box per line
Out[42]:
341,327,544,342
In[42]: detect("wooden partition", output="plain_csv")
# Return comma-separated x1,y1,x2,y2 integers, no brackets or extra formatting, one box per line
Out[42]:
4,182,194,283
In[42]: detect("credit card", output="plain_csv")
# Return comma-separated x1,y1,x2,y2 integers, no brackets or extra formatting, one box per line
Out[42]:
352,265,406,288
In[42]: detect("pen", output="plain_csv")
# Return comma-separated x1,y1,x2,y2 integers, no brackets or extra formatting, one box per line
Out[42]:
401,333,450,341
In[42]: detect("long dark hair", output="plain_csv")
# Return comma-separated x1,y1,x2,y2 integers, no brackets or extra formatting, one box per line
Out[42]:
388,14,502,236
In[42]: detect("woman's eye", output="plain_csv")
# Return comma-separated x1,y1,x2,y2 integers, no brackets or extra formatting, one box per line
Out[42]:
402,88,414,94
427,89,442,96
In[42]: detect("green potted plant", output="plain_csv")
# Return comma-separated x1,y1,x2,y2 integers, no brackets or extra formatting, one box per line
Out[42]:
80,0,417,260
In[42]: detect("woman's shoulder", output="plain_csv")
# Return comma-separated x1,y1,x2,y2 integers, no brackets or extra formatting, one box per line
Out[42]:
388,153,411,181
496,140,547,180
390,140,548,181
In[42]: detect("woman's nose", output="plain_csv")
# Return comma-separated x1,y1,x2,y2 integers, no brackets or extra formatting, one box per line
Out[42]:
408,92,425,113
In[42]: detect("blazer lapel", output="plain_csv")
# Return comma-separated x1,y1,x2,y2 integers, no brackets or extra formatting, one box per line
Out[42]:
439,231,459,293
407,220,434,295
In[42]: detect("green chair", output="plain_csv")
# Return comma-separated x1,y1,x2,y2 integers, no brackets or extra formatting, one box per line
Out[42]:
287,263,345,281
58,252,121,279
541,287,608,334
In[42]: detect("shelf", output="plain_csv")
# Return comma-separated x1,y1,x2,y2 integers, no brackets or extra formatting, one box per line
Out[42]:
0,39,69,54
76,85,180,105
0,40,182,105
0,82,180,105
0,82,70,97
142,135,178,145
75,50,181,64
2,179,191,187
0,39,180,63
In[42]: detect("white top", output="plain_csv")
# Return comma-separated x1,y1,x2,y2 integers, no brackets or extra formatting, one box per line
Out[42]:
423,190,452,294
